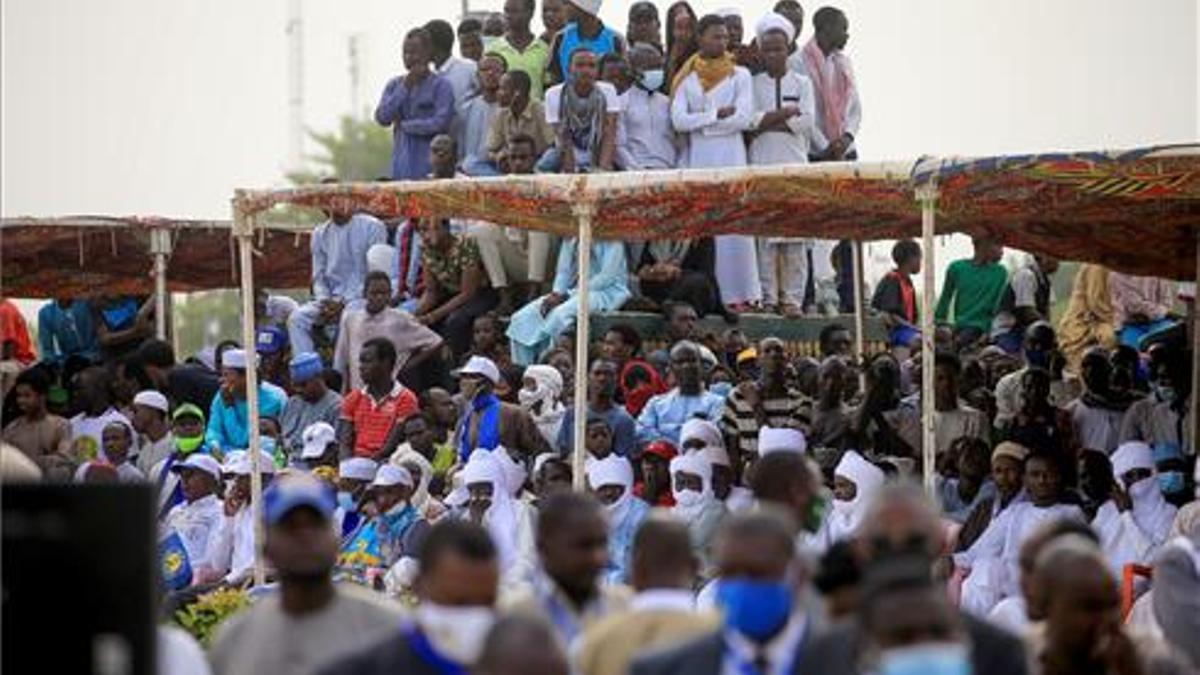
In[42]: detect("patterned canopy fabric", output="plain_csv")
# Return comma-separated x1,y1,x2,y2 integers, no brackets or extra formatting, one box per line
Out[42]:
4,145,1199,296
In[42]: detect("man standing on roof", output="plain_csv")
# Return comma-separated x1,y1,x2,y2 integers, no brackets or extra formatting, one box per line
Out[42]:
376,27,456,180
287,193,388,358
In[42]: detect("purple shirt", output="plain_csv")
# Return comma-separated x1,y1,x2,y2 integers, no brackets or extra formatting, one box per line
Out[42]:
375,73,455,180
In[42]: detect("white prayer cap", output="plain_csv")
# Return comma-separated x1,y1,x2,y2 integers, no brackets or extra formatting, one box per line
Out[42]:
586,455,634,491
568,0,603,18
1111,441,1155,481
755,11,795,44
371,464,414,489
222,348,251,371
533,452,558,477
366,244,397,275
171,454,223,482
338,457,379,482
757,427,807,456
670,450,712,483
221,450,246,474
680,418,723,453
456,355,501,385
301,422,337,459
132,390,170,414
230,450,278,476
834,450,885,495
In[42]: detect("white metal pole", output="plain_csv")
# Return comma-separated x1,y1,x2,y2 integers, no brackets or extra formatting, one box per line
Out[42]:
1192,232,1200,498
852,239,867,390
234,206,267,587
571,200,595,493
151,229,169,340
917,184,939,496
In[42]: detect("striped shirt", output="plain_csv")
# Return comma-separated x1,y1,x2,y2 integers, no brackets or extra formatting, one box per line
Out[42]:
720,385,813,457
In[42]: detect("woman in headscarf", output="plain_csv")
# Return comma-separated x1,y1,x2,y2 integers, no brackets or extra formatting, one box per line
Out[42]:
670,14,759,312
585,454,650,585
815,450,885,550
669,450,727,576
519,365,567,446
1092,441,1177,573
456,449,536,585
664,1,698,93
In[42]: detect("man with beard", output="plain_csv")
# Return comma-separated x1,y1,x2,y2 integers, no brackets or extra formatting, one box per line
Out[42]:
637,341,725,446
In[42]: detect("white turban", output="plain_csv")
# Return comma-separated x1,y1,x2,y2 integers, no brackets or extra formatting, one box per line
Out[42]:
569,0,602,18
459,450,520,572
1110,441,1174,539
586,454,634,491
680,418,724,453
670,451,715,521
491,446,528,497
1111,441,1155,482
827,450,886,539
757,427,807,456
755,11,795,44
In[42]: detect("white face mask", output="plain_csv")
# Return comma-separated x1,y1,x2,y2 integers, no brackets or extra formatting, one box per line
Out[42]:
673,487,704,508
831,496,855,516
416,603,495,666
1127,475,1158,501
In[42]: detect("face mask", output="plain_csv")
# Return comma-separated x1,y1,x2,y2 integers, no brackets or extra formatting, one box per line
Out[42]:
1128,475,1158,501
336,491,356,511
716,577,793,642
416,603,495,666
831,496,855,517
1159,471,1186,495
639,68,665,91
1154,384,1177,404
674,488,704,508
877,643,971,675
709,381,733,398
517,386,544,411
176,435,204,455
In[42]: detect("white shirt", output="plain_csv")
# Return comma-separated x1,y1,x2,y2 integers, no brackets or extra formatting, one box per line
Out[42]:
616,85,677,170
206,505,260,584
798,48,861,153
163,493,224,571
629,588,696,613
433,56,478,105
69,407,133,459
670,67,754,169
748,70,826,165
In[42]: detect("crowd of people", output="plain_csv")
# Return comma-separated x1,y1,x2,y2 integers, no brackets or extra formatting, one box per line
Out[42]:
2,1,1200,675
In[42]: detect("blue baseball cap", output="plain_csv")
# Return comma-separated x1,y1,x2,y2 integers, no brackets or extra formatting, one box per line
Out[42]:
289,351,323,384
263,474,335,525
255,326,288,356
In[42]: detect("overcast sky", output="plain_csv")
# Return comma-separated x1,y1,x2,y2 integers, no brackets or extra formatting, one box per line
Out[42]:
4,0,1196,220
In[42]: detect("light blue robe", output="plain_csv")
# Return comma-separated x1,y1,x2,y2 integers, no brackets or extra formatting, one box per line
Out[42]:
604,497,651,585
507,239,630,365
635,388,727,446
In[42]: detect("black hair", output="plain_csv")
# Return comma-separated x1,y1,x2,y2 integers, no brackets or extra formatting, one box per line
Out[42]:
568,45,596,67
424,20,455,53
819,323,850,347
322,368,343,393
403,411,435,431
138,338,177,368
419,520,497,573
696,14,726,37
716,508,797,558
812,6,847,32
934,350,961,375
362,336,398,369
364,269,392,292
774,0,804,11
406,27,433,51
814,540,861,594
857,552,939,630
629,1,659,20
536,492,603,540
891,239,921,266
14,367,52,396
482,51,509,71
457,17,483,35
606,323,642,356
598,51,629,73
506,132,537,153
751,451,817,502
504,68,533,97
662,300,697,319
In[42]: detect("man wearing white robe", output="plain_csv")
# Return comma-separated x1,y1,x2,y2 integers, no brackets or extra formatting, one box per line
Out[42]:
815,449,884,551
748,13,828,316
1092,441,1177,575
669,450,727,576
670,15,760,309
454,449,537,587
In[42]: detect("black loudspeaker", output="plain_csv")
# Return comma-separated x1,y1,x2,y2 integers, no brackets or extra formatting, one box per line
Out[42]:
3,484,157,675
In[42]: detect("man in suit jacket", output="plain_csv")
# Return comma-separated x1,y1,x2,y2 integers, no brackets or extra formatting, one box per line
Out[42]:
631,508,819,675
317,520,500,675
802,482,1029,675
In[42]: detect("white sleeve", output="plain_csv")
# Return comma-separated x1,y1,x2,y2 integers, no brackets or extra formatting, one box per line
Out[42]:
1011,268,1038,309
601,83,623,113
702,68,755,136
670,79,718,133
544,87,561,125
843,58,862,138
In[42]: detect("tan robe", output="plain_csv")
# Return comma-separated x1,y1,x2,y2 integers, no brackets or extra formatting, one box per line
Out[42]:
1057,264,1116,374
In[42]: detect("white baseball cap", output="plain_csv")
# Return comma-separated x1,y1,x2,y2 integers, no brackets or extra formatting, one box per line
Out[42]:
133,390,170,414
171,454,223,482
300,422,337,460
339,457,379,482
371,464,414,489
229,450,278,476
455,355,500,385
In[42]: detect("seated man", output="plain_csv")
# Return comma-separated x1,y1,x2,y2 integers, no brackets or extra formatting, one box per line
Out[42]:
37,297,100,366
280,352,342,460
337,338,420,461
288,195,388,356
1109,272,1177,349
336,464,429,584
506,237,630,366
203,349,287,454
537,47,620,173
160,453,225,582
637,341,726,446
467,135,558,315
333,271,443,393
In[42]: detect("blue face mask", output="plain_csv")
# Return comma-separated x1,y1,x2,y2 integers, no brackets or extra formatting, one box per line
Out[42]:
878,643,971,675
715,578,793,642
1159,471,1186,495
639,68,665,92
337,491,356,511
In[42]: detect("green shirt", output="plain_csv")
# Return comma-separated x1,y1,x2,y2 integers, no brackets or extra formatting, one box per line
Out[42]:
934,259,1008,333
487,36,550,101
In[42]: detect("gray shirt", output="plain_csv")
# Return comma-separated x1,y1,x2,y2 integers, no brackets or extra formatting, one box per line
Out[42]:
281,390,343,458
209,585,402,675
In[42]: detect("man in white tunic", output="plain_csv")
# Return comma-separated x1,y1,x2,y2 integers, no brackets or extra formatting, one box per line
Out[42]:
670,14,759,311
748,13,827,316
1092,441,1177,574
161,453,224,578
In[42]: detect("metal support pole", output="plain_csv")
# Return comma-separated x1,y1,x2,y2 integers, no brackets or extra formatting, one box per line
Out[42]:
571,200,595,492
1192,232,1200,498
233,205,267,587
150,228,171,340
852,240,867,390
917,184,939,497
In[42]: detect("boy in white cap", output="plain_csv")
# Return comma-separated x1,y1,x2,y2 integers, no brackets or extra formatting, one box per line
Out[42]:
454,356,551,461
546,0,626,86
199,449,277,585
335,457,378,539
586,454,650,584
131,389,174,475
298,421,339,471
161,453,225,579
338,464,431,582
